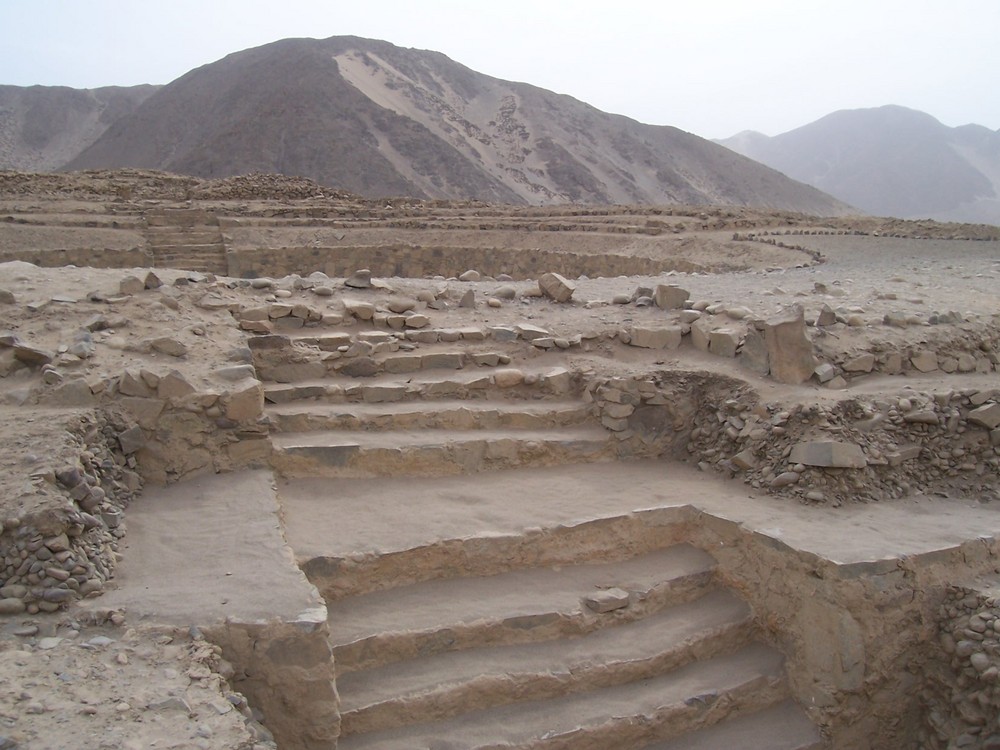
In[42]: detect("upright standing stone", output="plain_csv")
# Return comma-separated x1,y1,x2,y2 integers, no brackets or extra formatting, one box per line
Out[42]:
738,329,770,374
764,304,815,384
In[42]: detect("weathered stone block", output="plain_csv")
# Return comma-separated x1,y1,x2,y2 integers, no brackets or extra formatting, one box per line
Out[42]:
969,403,1000,430
690,319,713,352
843,353,875,373
910,350,938,373
764,304,815,385
738,329,769,375
629,325,683,350
538,272,575,302
583,587,630,613
653,284,689,310
225,380,264,423
709,328,740,358
790,440,866,469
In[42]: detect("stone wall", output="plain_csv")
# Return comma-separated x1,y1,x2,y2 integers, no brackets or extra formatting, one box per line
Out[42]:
206,614,339,750
0,408,141,615
0,246,153,269
693,517,1000,750
226,244,705,281
923,583,1000,749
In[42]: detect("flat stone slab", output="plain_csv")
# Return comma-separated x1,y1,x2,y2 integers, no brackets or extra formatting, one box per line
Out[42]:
279,461,1000,569
89,470,323,626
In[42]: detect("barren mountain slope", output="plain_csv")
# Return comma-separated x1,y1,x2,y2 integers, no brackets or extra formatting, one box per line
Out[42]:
0,84,158,171
64,36,850,214
718,105,1000,224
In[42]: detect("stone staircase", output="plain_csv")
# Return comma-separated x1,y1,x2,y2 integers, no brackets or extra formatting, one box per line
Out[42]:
262,340,617,478
145,207,228,274
301,539,822,749
259,328,823,748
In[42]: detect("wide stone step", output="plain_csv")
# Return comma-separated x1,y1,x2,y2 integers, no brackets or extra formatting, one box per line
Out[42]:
328,544,717,673
147,232,224,245
262,366,570,398
642,700,824,750
266,399,594,432
270,426,616,477
145,210,216,227
339,588,752,735
150,241,226,252
336,643,788,750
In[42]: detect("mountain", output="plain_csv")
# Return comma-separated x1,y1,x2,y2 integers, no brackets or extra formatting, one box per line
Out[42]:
53,36,848,213
0,84,158,171
717,105,1000,224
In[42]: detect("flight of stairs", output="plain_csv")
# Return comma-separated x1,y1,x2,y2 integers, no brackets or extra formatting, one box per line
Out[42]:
257,326,824,748
309,541,822,749
263,338,617,479
145,207,228,274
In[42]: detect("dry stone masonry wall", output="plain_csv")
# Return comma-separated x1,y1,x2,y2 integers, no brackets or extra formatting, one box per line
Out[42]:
924,583,1000,749
0,409,141,615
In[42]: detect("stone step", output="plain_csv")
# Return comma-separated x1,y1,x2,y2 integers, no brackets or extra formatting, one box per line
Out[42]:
149,241,226,252
270,426,616,478
336,643,788,750
153,254,227,266
289,498,693,603
332,350,506,376
147,233,224,246
145,209,216,227
338,588,752,735
642,700,824,750
262,365,571,399
153,260,227,274
328,544,717,673
266,399,594,432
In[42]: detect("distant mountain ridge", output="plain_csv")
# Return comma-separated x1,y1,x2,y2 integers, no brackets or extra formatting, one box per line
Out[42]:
2,36,849,214
0,84,158,171
717,105,1000,224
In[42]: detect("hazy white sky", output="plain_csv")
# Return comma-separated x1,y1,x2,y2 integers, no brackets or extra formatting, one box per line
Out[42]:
2,0,997,139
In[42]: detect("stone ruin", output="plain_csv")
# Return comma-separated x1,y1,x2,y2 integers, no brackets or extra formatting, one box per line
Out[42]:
0,181,999,748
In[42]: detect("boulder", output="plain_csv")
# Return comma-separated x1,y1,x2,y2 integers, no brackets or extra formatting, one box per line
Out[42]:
224,380,264,423
969,403,1000,430
459,269,481,282
157,370,196,399
13,342,54,367
816,304,837,326
690,319,714,353
910,350,939,373
628,326,683,350
738,329,769,374
813,363,836,383
344,300,375,320
149,337,188,358
764,304,815,385
653,284,689,310
494,285,517,300
388,297,417,314
790,440,867,469
119,275,144,296
117,426,146,455
843,353,875,373
344,269,372,289
538,272,575,303
709,328,740,358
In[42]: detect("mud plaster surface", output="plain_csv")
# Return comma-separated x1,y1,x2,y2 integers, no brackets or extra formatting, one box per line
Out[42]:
88,470,323,625
279,461,1000,566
